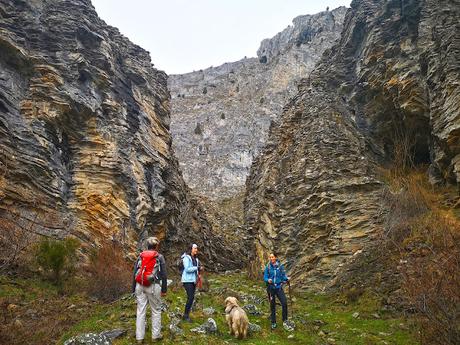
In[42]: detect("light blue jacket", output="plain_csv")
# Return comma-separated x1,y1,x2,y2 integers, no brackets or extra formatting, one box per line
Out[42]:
181,253,200,283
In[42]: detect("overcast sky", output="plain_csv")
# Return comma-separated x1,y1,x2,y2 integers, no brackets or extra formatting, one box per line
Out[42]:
92,0,351,74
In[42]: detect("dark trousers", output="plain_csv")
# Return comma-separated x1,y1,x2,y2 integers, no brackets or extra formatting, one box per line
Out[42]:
183,282,196,316
269,287,288,323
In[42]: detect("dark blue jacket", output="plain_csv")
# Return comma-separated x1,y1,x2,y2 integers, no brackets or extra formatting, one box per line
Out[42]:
263,260,288,289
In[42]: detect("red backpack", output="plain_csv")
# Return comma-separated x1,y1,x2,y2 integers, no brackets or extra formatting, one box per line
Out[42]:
135,250,160,287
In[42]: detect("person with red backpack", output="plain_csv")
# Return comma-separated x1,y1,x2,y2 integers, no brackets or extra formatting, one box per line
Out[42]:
132,237,167,343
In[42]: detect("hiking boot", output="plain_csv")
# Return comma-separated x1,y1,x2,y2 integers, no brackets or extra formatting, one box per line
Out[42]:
152,335,163,342
182,314,192,323
136,340,144,344
271,323,277,330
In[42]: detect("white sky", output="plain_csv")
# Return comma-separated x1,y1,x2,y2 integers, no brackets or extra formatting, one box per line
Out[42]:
91,0,351,74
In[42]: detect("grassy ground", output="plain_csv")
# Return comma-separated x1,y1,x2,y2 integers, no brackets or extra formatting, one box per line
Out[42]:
0,272,418,344
64,272,418,344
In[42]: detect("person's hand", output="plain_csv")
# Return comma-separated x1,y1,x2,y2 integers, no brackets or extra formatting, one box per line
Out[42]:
199,266,204,272
161,292,167,297
268,279,273,284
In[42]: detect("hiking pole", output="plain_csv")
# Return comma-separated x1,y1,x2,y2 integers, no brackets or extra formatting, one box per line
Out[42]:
266,284,272,304
287,280,294,318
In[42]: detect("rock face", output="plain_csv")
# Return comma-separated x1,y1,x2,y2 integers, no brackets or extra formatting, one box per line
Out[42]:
0,0,237,267
245,0,460,290
169,7,347,199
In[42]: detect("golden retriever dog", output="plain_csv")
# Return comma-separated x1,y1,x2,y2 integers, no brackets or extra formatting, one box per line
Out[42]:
225,296,249,339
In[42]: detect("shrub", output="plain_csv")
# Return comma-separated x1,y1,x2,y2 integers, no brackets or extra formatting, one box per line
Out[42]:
86,241,132,302
381,170,460,345
35,237,80,288
0,213,37,273
401,211,460,345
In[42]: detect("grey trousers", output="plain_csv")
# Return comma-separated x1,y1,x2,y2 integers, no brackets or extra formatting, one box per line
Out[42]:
135,283,162,340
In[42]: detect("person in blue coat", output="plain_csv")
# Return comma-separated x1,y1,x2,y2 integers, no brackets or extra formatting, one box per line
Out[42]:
264,252,289,330
181,243,202,322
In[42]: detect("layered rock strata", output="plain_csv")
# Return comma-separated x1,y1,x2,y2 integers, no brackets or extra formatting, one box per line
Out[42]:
245,0,460,290
169,7,347,199
0,0,237,267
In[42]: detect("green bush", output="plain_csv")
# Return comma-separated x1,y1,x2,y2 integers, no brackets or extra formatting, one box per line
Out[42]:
35,237,80,288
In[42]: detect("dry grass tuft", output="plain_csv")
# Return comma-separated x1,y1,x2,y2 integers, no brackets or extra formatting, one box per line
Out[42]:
85,241,132,302
380,138,460,344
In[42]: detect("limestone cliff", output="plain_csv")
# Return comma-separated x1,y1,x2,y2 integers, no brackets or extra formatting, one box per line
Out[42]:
169,7,347,199
245,0,460,290
0,0,237,268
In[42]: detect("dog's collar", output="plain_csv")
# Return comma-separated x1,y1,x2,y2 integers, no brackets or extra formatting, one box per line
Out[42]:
225,304,238,314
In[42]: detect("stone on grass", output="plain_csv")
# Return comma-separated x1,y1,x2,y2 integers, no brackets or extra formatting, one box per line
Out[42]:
191,318,218,334
99,329,126,339
63,329,126,345
352,312,360,319
243,304,263,316
169,322,184,336
203,307,216,315
283,320,295,332
160,301,169,312
313,319,326,326
63,333,111,345
248,323,262,334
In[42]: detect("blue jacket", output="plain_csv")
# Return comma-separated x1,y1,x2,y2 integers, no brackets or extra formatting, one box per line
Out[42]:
264,260,288,290
181,253,200,283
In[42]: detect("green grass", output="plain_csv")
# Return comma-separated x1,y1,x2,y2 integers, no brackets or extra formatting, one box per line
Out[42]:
55,272,418,345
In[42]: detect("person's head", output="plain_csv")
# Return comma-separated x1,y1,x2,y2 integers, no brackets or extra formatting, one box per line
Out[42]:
146,236,159,250
269,252,278,264
191,243,198,256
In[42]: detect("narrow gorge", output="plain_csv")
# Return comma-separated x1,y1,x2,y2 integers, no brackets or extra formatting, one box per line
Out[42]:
169,7,347,199
1,0,458,290
0,0,459,343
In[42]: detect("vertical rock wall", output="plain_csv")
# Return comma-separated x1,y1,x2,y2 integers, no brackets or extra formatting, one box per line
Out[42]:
245,0,460,290
0,0,237,267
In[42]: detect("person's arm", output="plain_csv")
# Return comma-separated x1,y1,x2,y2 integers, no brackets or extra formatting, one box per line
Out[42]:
263,265,270,283
184,256,198,273
132,256,141,293
197,258,203,272
158,255,167,294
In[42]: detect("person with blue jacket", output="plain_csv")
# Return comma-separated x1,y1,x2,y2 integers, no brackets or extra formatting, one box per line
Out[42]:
264,252,289,330
181,243,202,322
